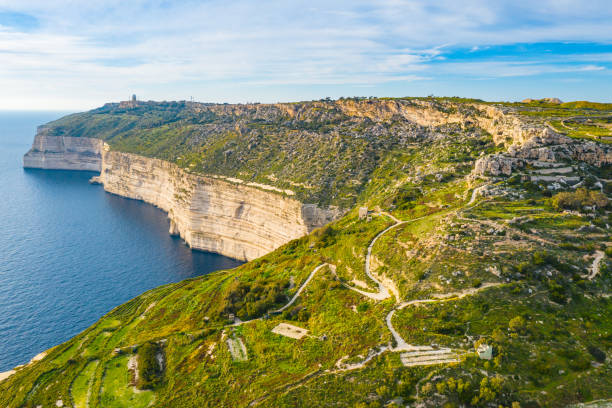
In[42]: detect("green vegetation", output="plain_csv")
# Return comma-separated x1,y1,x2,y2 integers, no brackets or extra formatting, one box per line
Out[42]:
3,97,612,407
552,188,608,211
71,360,98,408
100,355,155,408
560,101,612,111
137,342,163,389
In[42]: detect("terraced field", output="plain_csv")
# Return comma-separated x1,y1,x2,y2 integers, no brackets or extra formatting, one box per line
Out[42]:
2,97,612,407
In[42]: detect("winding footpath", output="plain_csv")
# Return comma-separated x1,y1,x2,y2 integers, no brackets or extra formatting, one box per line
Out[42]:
586,250,605,281
226,210,502,373
275,263,329,313
331,212,506,370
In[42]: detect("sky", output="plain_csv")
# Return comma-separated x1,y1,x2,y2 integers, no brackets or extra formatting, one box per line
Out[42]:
0,0,611,110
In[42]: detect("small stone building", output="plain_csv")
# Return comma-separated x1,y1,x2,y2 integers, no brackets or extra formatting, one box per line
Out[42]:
358,207,368,220
477,343,493,360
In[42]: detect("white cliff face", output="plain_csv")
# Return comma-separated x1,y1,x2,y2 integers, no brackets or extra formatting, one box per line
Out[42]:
24,100,610,258
23,132,343,261
95,149,342,261
23,128,103,171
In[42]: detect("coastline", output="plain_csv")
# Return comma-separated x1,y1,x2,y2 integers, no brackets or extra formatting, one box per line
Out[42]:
24,137,344,261
0,351,47,384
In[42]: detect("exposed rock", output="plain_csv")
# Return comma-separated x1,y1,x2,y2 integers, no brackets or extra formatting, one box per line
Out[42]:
24,133,344,261
473,126,612,177
474,154,523,176
23,129,103,171
98,149,343,261
522,98,562,104
507,216,532,225
477,343,493,360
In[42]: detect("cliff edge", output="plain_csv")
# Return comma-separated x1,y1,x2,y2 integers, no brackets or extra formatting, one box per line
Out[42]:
23,127,103,171
24,130,343,261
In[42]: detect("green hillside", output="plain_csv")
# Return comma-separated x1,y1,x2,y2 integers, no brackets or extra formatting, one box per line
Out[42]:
4,98,612,407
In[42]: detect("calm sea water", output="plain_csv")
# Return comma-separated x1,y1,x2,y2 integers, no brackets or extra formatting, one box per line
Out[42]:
0,112,242,371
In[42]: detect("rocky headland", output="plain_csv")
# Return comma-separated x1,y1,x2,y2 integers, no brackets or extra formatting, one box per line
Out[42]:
24,131,341,261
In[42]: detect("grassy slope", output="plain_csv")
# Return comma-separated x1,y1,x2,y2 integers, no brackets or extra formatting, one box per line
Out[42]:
4,98,612,407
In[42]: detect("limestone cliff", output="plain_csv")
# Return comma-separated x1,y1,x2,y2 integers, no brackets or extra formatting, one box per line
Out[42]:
94,149,341,260
331,98,558,147
23,127,103,171
23,98,610,257
24,130,343,261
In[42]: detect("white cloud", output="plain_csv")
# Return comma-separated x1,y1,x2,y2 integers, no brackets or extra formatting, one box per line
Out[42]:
0,0,610,109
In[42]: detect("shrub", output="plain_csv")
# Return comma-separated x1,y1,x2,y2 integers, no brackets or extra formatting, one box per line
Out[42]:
568,353,591,371
357,302,369,312
533,251,554,266
516,262,534,276
548,280,567,304
392,185,423,210
222,279,289,320
552,188,608,211
137,342,163,389
587,345,606,363
508,316,526,333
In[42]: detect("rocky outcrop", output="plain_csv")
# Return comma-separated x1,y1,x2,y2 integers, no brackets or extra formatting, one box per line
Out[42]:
23,127,103,171
330,98,561,147
95,148,343,261
473,130,612,177
473,154,524,176
522,98,562,104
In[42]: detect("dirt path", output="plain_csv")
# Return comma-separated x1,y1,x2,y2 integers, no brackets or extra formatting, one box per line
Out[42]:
327,264,382,301
397,282,503,310
361,212,432,300
228,264,329,327
275,264,329,313
467,184,489,206
384,283,503,354
228,210,502,373
386,309,422,351
248,369,324,406
333,346,390,371
363,219,405,300
586,250,605,280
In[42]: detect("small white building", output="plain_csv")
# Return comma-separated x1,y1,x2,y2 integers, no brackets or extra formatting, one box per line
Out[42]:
477,343,493,360
358,207,369,220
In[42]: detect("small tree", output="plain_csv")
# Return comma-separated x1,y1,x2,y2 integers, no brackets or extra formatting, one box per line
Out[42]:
552,188,608,211
137,342,163,389
508,316,526,333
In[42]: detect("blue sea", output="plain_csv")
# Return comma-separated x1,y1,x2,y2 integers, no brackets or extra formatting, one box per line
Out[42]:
0,112,242,371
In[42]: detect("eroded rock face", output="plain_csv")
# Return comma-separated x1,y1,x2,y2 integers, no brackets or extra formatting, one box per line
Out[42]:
98,149,343,261
474,154,524,176
23,131,344,261
473,128,612,177
23,128,103,171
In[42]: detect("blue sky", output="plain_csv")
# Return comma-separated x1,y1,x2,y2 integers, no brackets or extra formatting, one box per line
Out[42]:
0,0,611,110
